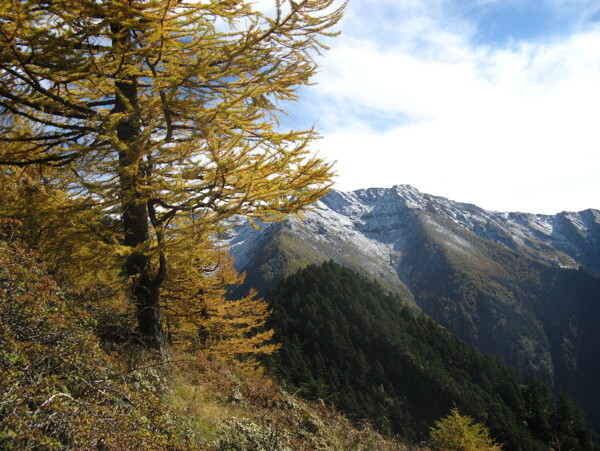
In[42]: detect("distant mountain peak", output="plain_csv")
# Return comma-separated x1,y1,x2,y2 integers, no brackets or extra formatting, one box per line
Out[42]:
227,185,600,301
314,185,600,272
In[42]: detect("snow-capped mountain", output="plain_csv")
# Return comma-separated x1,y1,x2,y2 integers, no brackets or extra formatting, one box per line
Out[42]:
223,185,600,428
225,184,600,290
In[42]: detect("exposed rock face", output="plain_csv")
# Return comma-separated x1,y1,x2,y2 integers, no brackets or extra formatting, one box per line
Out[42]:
225,185,600,296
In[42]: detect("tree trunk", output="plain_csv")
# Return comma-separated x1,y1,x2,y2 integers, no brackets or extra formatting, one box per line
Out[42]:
115,112,166,347
133,270,165,348
122,201,166,348
117,119,166,348
111,23,166,347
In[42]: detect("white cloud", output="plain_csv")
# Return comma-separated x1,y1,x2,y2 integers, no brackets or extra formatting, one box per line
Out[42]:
304,1,600,213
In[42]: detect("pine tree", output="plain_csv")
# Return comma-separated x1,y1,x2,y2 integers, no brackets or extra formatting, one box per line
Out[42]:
0,0,345,347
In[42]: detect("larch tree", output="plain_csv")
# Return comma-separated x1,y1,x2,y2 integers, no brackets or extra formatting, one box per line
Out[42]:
0,0,345,348
163,246,280,374
429,408,503,451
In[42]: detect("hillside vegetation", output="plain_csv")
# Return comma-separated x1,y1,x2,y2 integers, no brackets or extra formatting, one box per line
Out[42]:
264,261,599,450
2,206,599,449
0,220,195,449
228,194,600,434
0,220,415,450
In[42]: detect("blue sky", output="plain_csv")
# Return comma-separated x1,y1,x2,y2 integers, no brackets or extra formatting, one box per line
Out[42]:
261,0,600,214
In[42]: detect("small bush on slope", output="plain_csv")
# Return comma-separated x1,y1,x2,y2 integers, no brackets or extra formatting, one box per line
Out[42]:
429,408,502,451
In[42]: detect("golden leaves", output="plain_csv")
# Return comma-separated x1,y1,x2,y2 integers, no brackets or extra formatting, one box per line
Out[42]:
1,0,344,352
163,244,280,374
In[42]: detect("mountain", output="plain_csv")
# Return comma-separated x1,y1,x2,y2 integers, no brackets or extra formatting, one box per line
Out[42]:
264,261,598,449
224,185,600,304
223,184,600,430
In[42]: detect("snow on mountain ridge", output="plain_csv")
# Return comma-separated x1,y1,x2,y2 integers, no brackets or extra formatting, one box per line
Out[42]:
332,185,600,269
225,184,600,279
315,185,600,271
298,198,399,280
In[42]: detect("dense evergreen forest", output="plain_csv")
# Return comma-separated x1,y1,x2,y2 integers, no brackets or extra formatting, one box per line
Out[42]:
407,213,600,428
264,261,599,450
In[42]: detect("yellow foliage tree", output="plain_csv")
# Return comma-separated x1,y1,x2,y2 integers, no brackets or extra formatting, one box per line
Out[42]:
0,164,133,328
429,408,503,451
163,244,280,373
0,0,345,347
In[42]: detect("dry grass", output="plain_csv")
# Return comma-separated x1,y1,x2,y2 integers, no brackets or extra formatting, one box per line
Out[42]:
0,220,423,450
166,353,424,450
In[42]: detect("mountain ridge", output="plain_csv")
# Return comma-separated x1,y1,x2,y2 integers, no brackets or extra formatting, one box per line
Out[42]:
224,184,600,299
320,184,600,272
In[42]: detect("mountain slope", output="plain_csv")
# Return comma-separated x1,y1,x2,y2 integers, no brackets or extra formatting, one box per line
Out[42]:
0,221,411,451
225,184,600,429
264,261,598,450
408,211,600,419
226,185,600,297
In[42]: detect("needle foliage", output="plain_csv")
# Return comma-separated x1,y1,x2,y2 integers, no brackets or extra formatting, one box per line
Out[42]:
0,0,345,347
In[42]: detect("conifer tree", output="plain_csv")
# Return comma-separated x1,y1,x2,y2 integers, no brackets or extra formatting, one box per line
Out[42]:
163,245,280,374
0,0,345,347
429,408,503,451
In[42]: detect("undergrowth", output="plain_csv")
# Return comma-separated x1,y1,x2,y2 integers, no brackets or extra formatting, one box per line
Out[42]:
0,220,200,449
169,354,415,450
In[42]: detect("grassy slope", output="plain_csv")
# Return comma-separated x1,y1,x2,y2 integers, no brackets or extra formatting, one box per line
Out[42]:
237,224,415,305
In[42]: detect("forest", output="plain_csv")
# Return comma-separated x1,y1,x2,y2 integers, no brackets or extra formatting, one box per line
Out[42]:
265,261,598,449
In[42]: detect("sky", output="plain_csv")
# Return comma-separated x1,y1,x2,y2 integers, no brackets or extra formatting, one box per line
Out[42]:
259,0,600,214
